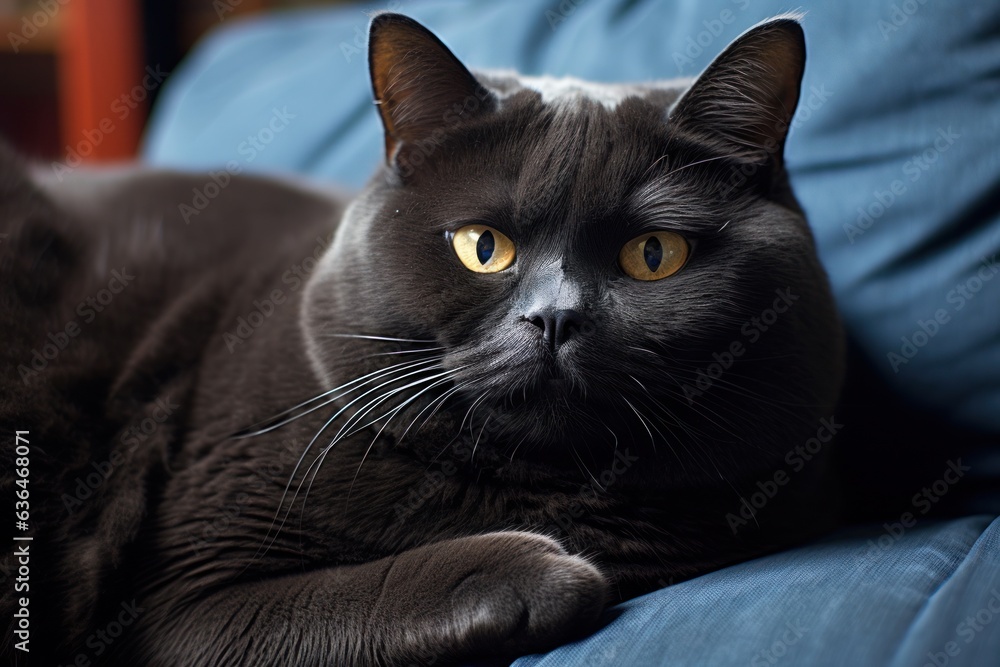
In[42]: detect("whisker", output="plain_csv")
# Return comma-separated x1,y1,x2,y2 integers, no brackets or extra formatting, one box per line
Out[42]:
231,357,441,439
253,360,447,559
621,396,656,451
345,375,458,505
301,368,453,465
458,392,490,439
432,390,489,462
322,334,437,343
352,375,458,436
470,413,490,464
570,446,603,491
661,154,736,179
364,346,446,358
507,433,530,463
398,380,471,445
297,368,460,521
605,425,619,468
317,367,462,462
642,153,671,178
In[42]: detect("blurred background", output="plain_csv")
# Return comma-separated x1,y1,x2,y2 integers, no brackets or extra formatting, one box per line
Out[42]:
0,0,337,161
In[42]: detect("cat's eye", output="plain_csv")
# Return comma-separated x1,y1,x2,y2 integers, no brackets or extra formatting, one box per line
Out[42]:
619,231,689,281
452,224,516,273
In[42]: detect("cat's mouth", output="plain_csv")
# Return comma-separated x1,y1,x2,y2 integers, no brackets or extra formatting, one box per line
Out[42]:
430,343,606,449
525,377,570,403
540,364,565,382
503,367,583,411
522,359,574,394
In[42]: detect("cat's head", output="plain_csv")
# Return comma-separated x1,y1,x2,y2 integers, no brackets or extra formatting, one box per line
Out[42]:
303,14,843,483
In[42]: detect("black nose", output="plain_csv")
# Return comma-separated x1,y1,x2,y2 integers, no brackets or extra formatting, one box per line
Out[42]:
526,309,588,351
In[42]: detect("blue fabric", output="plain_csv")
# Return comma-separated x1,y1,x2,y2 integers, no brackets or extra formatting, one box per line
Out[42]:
514,516,1000,667
142,0,1000,436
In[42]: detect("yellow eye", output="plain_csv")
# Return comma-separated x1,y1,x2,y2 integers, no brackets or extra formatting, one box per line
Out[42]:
452,224,516,273
619,231,689,281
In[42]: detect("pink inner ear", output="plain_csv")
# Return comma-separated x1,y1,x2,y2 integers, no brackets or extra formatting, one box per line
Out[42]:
758,34,806,124
370,35,414,158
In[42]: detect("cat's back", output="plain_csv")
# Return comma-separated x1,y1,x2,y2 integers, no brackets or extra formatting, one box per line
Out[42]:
0,156,349,647
0,155,347,465
30,164,347,270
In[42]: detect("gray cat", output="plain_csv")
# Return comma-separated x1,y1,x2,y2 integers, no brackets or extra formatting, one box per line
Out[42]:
0,13,842,666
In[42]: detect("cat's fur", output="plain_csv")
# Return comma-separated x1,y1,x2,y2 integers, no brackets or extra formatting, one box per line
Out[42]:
1,14,843,666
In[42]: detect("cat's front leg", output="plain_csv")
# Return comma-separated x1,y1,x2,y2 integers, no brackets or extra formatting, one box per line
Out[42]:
132,531,607,666
371,530,608,664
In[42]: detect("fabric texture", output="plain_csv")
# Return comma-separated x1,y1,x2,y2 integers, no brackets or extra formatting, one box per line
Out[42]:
514,516,1000,667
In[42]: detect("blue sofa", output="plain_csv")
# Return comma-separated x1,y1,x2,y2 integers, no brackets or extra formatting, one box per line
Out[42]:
143,1,1000,664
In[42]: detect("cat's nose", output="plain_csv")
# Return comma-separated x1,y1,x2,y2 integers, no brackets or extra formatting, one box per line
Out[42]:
526,309,588,351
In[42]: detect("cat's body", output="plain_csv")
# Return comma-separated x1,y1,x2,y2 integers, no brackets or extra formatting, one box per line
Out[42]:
1,14,843,666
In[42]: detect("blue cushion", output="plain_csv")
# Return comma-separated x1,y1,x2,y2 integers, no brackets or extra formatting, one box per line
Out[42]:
142,0,1000,435
513,515,1000,666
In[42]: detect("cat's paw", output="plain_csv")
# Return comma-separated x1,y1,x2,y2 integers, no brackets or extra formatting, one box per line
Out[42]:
409,531,609,661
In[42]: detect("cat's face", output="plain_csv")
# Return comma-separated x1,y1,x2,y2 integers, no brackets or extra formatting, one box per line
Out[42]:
303,14,843,481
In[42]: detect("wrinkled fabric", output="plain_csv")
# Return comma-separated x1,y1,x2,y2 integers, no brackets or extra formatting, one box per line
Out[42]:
515,516,1000,667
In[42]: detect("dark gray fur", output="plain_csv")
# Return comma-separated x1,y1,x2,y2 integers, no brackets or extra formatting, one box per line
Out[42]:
0,13,842,666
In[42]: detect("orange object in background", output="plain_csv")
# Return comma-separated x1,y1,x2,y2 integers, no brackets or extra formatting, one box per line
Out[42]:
57,0,146,163
0,0,145,162
1,0,329,162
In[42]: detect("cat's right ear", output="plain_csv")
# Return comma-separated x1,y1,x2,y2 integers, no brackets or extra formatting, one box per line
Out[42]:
368,13,495,176
668,17,806,168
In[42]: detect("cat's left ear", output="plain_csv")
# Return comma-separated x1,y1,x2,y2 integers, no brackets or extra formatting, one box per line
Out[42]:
368,13,495,175
668,17,805,167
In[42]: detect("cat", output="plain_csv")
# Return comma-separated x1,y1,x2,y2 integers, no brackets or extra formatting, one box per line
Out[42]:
0,12,843,666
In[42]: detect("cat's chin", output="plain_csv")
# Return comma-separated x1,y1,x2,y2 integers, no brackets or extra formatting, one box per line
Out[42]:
529,376,571,395
466,380,622,455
